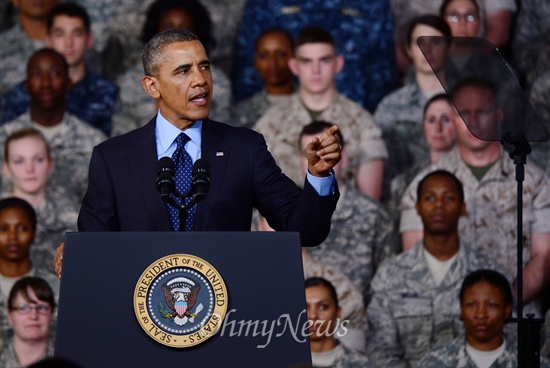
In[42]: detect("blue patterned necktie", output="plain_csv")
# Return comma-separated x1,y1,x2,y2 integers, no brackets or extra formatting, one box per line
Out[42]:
168,133,196,231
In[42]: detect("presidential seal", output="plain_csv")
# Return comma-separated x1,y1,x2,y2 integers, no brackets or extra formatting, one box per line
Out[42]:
134,254,228,348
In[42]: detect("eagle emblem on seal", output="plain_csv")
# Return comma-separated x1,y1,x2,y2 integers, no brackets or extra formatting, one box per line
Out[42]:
160,277,204,326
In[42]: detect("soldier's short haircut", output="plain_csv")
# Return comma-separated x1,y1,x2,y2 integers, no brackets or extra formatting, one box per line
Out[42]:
406,14,452,46
416,170,465,204
142,29,201,77
27,48,69,76
254,27,294,53
8,276,55,312
299,121,344,150
47,3,91,33
295,25,336,51
0,197,37,233
451,77,497,104
459,269,513,307
304,277,339,309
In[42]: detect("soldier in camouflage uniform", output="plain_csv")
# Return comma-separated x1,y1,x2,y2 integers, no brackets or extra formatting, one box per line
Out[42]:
367,170,497,368
296,122,394,306
417,269,527,368
303,249,366,353
0,49,107,206
111,0,231,136
375,15,451,202
0,277,57,364
1,128,78,278
0,200,60,351
399,79,550,317
255,26,387,200
232,0,396,112
0,0,59,97
1,3,118,136
232,28,295,129
305,277,374,368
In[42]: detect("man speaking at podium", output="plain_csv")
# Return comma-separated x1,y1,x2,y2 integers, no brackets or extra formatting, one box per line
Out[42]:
69,29,341,251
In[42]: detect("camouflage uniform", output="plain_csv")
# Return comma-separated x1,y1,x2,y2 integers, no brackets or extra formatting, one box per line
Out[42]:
0,112,108,206
111,61,231,136
0,341,55,368
528,70,550,172
399,147,550,315
304,255,366,352
232,89,292,129
374,79,431,202
312,342,375,368
232,0,396,112
306,183,395,306
417,334,518,368
1,70,118,136
0,268,60,351
254,92,387,188
366,241,496,368
0,24,46,97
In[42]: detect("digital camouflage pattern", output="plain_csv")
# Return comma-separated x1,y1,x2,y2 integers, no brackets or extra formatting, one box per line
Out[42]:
399,148,550,293
232,89,292,129
366,241,496,368
0,112,107,206
254,92,387,188
306,183,395,306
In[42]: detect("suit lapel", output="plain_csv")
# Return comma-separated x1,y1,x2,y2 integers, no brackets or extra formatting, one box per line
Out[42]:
195,119,231,230
127,118,171,231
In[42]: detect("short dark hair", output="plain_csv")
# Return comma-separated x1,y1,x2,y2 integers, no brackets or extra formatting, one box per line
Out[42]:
0,197,37,233
440,0,480,16
142,28,200,77
8,276,55,312
304,277,339,309
141,0,214,53
423,93,452,120
451,77,497,104
416,170,464,204
27,48,69,77
47,3,91,33
298,121,344,149
406,14,452,46
295,25,336,51
255,27,294,53
459,269,513,307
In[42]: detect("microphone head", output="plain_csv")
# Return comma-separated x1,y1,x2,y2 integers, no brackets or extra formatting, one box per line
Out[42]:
156,157,175,194
192,158,210,194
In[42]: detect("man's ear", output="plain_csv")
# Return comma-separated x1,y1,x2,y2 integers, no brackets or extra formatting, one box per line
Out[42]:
335,54,345,74
2,161,12,180
142,76,161,99
86,33,94,50
288,58,299,77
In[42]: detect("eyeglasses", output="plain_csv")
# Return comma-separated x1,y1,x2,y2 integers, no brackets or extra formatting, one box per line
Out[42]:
446,13,478,23
11,304,52,315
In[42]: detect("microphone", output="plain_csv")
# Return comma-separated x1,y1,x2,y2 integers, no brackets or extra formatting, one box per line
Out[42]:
156,157,175,201
190,159,210,203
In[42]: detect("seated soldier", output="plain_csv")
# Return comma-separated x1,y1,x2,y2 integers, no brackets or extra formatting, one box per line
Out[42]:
305,277,373,367
366,170,497,367
0,277,56,366
0,198,60,349
0,48,107,207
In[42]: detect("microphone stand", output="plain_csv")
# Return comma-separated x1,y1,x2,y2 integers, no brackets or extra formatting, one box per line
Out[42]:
500,130,544,368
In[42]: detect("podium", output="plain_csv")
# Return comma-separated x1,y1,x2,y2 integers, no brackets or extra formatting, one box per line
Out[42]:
55,232,312,367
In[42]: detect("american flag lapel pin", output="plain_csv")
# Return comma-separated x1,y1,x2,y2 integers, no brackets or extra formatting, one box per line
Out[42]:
216,151,224,157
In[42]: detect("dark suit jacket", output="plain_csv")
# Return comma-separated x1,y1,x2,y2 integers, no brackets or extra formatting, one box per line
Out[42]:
77,118,338,246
